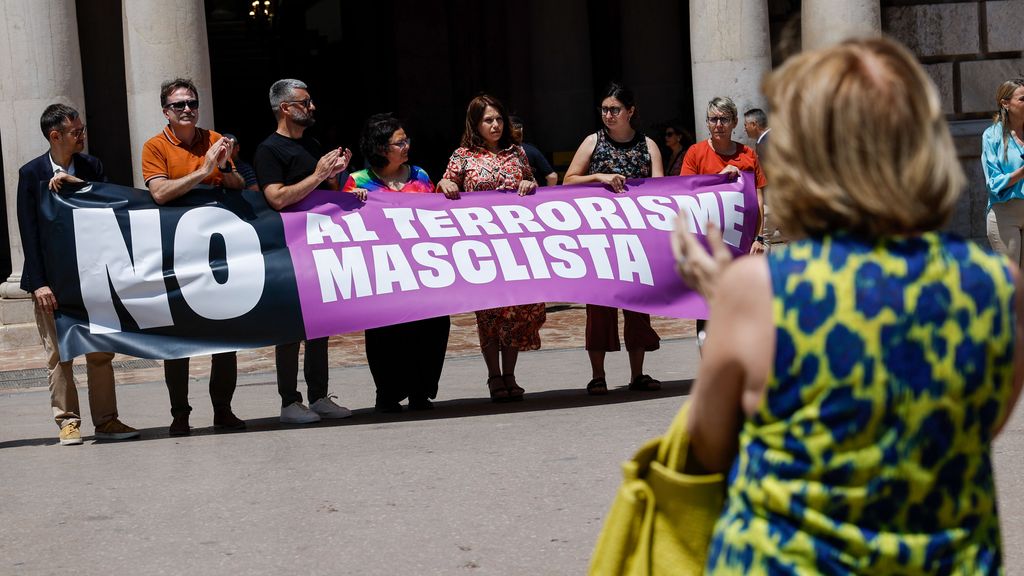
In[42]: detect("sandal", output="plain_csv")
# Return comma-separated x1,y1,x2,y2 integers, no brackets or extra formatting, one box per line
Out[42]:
504,374,525,401
628,374,661,392
488,376,510,403
586,377,609,396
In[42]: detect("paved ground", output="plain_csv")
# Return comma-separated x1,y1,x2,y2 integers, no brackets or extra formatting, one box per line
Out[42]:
0,306,692,387
1,311,1023,575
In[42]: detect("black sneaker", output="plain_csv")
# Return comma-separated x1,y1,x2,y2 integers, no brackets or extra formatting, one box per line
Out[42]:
375,402,403,414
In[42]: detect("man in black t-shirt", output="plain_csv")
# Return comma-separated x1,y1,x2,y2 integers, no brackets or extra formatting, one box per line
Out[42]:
510,116,558,187
253,78,355,424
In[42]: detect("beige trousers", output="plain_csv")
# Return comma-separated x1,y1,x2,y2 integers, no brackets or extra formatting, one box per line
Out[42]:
987,199,1024,268
35,303,118,428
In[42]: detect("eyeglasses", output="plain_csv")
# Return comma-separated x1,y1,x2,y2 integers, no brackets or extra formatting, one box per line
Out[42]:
65,126,87,138
706,116,732,125
389,138,411,149
599,106,623,117
284,98,313,109
164,99,199,112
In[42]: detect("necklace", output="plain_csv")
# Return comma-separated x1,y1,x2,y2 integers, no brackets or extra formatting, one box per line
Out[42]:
374,165,409,191
708,138,736,156
607,127,636,143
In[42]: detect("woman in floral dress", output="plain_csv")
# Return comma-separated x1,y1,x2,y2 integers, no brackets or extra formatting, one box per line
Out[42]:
437,94,544,402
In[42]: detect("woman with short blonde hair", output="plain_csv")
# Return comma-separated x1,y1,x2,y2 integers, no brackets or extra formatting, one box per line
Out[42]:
765,41,962,238
674,37,1022,573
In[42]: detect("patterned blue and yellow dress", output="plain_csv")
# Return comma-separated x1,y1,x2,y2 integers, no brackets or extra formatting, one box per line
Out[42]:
706,232,1016,574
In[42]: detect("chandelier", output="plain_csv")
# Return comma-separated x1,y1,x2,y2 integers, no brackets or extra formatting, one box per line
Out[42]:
249,0,273,21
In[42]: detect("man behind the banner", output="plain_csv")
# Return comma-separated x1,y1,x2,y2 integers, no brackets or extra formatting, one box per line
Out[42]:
141,78,247,436
17,103,140,445
253,78,355,424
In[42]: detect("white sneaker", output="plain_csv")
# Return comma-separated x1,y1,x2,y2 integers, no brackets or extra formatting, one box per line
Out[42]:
280,401,321,424
309,395,352,419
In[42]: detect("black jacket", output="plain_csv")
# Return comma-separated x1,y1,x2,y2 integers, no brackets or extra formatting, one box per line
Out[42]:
17,151,106,293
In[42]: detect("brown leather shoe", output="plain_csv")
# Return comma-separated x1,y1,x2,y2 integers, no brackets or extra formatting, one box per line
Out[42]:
213,409,246,430
169,413,191,436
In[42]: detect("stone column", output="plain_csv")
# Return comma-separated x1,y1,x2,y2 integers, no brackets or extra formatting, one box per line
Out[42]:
802,0,881,51
0,0,87,298
689,0,772,136
122,0,215,188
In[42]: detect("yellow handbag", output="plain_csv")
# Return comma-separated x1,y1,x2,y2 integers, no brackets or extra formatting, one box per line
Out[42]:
589,402,726,576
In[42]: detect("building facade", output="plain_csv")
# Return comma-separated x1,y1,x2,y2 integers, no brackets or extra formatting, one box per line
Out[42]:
0,0,1018,349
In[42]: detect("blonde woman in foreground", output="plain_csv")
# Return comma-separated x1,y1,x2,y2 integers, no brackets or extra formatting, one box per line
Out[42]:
675,37,1024,573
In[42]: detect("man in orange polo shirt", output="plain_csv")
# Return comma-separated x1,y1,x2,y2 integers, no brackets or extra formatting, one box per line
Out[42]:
141,78,246,436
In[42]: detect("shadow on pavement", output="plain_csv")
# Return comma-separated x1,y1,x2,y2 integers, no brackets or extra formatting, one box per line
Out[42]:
0,379,693,448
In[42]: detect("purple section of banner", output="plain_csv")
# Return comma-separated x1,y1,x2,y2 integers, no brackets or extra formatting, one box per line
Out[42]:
280,174,757,340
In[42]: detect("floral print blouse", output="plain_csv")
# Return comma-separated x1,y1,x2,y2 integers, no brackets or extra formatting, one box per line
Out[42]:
441,145,535,191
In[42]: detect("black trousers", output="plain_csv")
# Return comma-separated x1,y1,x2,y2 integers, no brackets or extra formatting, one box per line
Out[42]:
365,316,450,406
276,338,329,407
164,352,237,416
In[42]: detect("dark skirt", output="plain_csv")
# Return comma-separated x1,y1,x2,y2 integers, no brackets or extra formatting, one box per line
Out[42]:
365,315,451,405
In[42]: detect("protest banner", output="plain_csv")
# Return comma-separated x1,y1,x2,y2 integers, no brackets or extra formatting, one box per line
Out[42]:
42,174,758,359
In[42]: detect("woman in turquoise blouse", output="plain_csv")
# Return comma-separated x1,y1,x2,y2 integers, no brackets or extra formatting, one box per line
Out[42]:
983,78,1024,267
674,38,1024,574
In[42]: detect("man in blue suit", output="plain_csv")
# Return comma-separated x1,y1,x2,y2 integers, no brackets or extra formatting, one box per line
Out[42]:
17,103,139,445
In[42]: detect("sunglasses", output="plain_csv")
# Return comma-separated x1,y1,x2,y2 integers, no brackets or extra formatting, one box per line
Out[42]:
164,99,199,112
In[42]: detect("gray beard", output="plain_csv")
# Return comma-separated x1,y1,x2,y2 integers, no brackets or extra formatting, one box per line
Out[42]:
295,114,316,128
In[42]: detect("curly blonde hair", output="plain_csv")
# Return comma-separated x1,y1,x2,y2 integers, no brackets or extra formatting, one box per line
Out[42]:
762,37,963,238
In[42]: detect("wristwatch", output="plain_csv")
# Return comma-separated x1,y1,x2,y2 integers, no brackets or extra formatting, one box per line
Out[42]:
755,235,766,244
218,163,233,173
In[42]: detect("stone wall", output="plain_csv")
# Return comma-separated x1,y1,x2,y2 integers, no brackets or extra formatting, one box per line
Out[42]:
884,0,1024,242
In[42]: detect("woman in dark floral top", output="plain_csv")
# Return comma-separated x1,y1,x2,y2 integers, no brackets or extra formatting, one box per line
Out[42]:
438,94,544,403
563,82,664,396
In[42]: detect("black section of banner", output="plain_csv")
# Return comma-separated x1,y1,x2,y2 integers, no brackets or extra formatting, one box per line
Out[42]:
40,181,306,360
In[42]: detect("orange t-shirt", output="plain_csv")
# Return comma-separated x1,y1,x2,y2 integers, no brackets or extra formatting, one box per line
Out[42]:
141,125,233,185
680,140,767,189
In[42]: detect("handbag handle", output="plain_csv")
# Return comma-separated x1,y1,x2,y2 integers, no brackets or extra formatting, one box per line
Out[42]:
657,402,694,472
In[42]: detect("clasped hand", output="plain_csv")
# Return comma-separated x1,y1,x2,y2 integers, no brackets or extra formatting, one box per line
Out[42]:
315,147,353,181
204,137,233,173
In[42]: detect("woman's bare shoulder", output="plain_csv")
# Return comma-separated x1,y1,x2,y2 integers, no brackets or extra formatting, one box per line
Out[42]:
715,255,771,307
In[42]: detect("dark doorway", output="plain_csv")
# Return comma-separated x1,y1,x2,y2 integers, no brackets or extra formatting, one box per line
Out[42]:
205,0,694,180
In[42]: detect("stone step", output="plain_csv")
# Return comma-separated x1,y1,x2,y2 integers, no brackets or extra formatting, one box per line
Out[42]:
0,297,38,351
0,322,39,350
0,297,33,325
